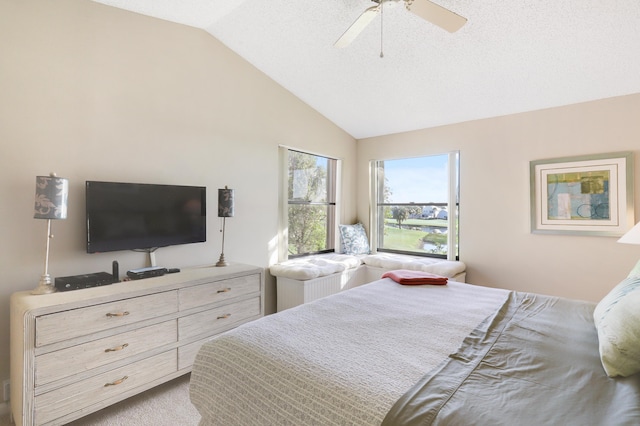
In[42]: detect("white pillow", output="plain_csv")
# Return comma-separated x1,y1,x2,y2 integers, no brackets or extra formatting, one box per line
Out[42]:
593,261,640,377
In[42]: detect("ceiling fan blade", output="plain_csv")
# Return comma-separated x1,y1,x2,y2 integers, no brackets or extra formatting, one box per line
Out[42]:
407,0,466,33
334,5,380,48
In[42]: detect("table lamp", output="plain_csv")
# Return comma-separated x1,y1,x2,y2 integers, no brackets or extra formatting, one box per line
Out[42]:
619,221,640,276
32,173,69,294
618,221,640,245
216,186,234,267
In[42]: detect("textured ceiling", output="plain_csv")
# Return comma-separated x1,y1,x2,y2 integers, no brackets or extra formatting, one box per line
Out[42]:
91,0,640,139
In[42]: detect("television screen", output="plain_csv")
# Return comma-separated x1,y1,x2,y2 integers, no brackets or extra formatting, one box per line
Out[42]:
86,181,206,253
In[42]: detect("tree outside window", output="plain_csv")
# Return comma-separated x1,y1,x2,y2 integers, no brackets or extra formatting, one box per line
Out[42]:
287,150,336,256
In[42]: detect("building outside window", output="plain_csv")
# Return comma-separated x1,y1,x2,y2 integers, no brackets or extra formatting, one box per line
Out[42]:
372,152,459,259
286,149,337,257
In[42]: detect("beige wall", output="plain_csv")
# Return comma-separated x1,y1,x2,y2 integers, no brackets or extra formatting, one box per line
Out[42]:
0,0,357,391
357,94,640,303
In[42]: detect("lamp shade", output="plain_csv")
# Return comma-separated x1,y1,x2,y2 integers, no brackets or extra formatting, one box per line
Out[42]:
218,187,234,218
34,174,69,220
618,221,640,245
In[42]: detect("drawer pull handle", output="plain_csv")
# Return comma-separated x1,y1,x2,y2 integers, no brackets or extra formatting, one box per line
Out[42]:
217,288,231,293
106,311,130,318
217,314,231,320
105,343,129,353
104,376,128,387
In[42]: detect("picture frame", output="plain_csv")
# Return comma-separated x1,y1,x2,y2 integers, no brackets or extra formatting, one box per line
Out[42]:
530,151,634,236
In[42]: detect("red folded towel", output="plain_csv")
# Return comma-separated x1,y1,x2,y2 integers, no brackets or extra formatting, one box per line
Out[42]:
382,269,448,285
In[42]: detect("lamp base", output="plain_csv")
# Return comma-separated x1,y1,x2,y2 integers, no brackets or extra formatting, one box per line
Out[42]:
215,253,229,267
32,274,57,295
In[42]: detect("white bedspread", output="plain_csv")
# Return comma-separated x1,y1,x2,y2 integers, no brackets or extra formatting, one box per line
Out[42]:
190,280,508,425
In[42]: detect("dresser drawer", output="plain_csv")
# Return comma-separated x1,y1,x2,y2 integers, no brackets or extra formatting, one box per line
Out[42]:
179,297,260,341
179,273,260,311
35,320,177,387
35,291,178,347
34,350,177,425
178,338,210,370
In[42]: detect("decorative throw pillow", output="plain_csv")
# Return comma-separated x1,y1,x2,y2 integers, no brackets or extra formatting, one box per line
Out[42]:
338,223,370,255
593,260,640,377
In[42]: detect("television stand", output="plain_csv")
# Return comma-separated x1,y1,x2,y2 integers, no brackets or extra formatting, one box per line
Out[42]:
10,263,264,425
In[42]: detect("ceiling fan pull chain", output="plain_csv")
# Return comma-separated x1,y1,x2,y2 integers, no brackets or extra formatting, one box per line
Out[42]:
380,1,384,58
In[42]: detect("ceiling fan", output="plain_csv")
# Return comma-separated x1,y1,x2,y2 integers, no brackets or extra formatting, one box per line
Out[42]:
335,0,467,48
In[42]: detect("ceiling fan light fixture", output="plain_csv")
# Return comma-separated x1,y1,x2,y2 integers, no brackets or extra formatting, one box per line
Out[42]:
383,0,402,9
334,0,466,49
406,0,467,33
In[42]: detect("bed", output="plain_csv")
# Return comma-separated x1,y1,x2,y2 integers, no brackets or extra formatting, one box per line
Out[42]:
189,273,640,425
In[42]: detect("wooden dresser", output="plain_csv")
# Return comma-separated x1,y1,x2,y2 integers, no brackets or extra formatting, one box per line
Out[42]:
10,263,263,426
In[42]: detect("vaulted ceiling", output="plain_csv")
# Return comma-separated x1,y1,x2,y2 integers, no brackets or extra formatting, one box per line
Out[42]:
92,0,640,139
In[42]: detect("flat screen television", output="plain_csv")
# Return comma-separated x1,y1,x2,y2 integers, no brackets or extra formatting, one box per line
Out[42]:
86,181,206,254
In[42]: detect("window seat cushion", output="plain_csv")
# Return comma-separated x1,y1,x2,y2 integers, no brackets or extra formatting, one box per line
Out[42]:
362,253,466,279
270,252,466,282
269,254,362,280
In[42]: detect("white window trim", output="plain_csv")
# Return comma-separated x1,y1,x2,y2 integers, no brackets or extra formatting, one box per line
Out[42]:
277,146,289,263
369,151,459,261
447,152,459,260
369,160,379,253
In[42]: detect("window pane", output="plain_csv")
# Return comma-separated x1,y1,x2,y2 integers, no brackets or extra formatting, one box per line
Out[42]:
289,151,328,203
379,155,449,204
375,154,458,258
288,204,333,256
287,150,336,257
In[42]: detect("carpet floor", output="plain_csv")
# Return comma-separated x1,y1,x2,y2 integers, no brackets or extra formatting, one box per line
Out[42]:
0,374,200,426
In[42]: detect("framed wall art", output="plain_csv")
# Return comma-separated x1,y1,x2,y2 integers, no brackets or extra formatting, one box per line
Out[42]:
530,151,634,236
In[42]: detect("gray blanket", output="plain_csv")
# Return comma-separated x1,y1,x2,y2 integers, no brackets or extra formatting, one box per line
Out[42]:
382,292,640,425
190,280,508,425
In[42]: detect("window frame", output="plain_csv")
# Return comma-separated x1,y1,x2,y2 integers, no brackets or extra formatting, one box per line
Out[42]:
369,152,460,260
278,146,341,261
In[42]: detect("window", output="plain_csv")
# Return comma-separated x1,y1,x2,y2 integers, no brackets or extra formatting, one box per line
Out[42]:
284,149,338,257
372,152,459,259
